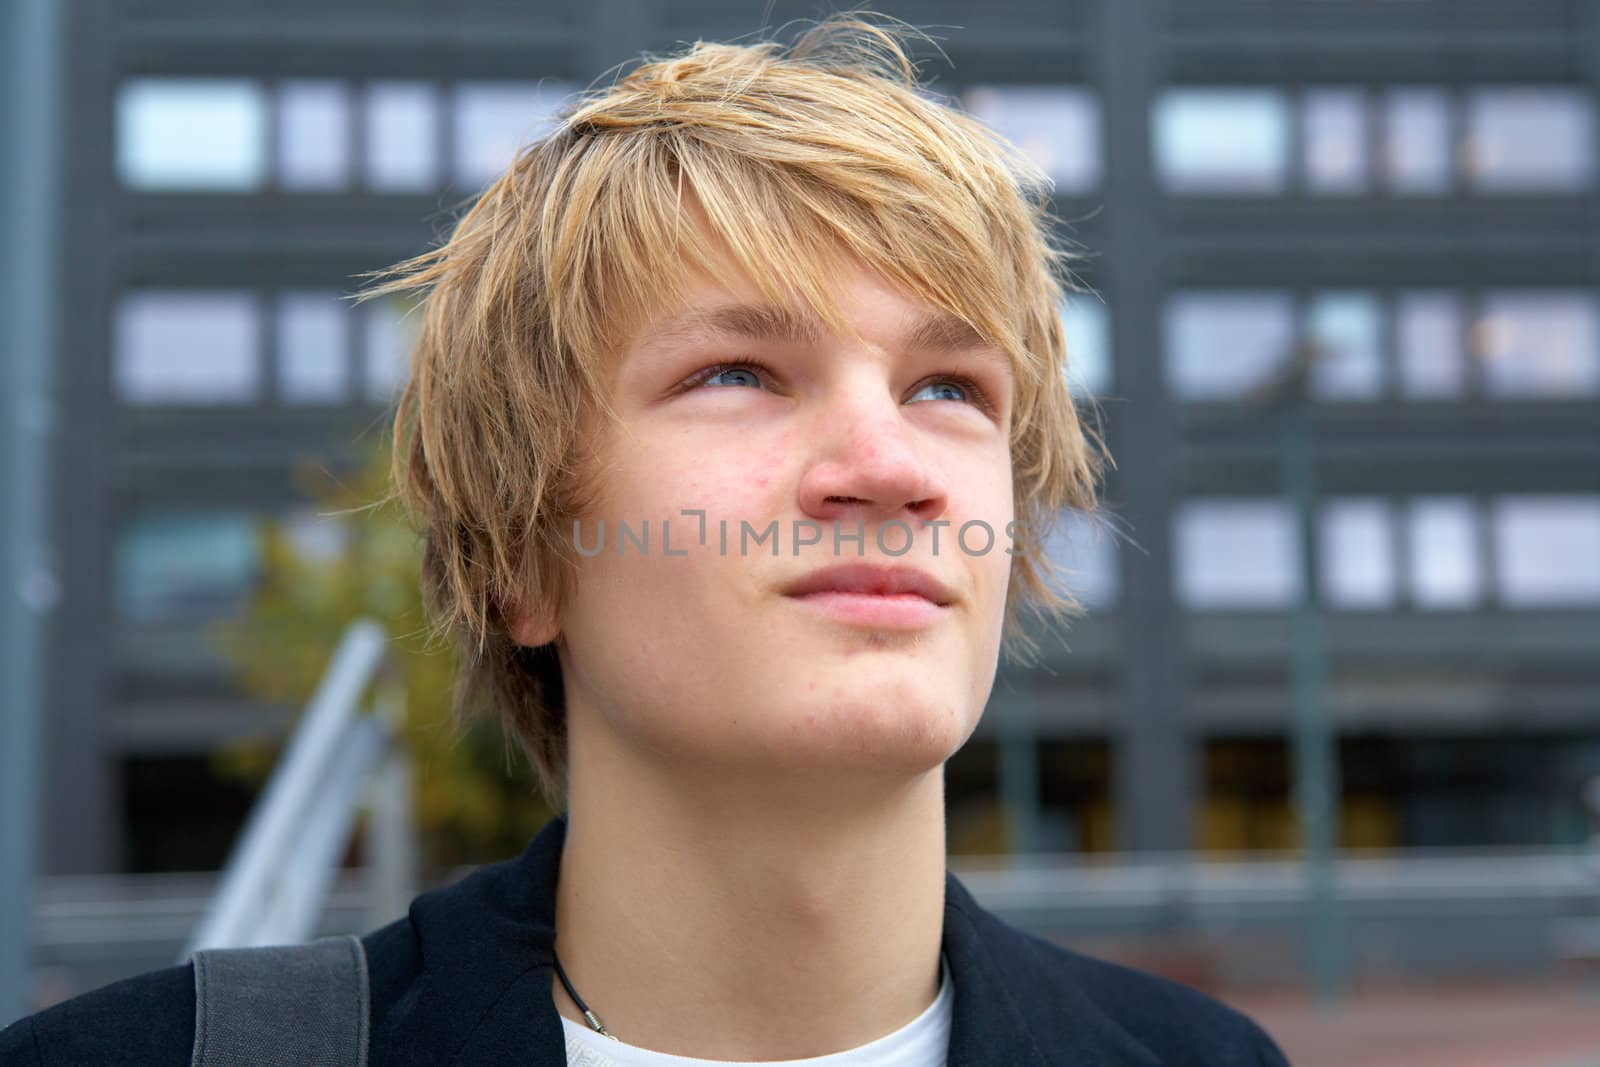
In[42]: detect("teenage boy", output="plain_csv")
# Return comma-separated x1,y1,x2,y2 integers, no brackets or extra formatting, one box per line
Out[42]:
1,17,1290,1066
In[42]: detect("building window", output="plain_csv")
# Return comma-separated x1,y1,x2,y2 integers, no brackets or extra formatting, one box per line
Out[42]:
1302,88,1369,195
115,291,260,405
1307,291,1384,400
115,512,260,623
1474,291,1599,399
1397,292,1466,400
1492,495,1600,607
275,80,352,191
1156,83,1593,198
1464,88,1593,194
1165,291,1295,400
364,81,440,192
1061,294,1112,397
1382,88,1452,195
117,79,267,191
276,291,351,404
1175,499,1299,610
278,508,351,564
362,299,418,401
1154,89,1291,194
1406,497,1483,609
453,81,572,189
964,86,1101,193
1042,509,1120,610
1319,497,1397,610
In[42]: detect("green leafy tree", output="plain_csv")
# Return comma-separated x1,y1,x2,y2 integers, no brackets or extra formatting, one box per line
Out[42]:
211,439,554,875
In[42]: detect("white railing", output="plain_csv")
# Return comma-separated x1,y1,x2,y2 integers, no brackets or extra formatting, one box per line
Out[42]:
182,620,416,955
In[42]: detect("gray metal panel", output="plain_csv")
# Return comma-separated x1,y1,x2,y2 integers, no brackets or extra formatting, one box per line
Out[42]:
47,0,122,878
0,0,65,1026
1097,0,1200,852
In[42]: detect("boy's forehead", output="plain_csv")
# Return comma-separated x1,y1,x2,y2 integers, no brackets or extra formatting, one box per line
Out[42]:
601,197,1009,373
617,264,1012,378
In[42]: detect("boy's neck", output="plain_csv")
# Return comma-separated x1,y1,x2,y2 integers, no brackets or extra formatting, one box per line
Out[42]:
551,747,949,1061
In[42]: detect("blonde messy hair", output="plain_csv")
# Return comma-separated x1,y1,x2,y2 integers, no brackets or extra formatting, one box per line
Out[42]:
365,14,1107,807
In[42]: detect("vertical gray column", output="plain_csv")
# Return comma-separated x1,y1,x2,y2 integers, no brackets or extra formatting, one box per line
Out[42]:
1095,0,1197,852
995,688,1042,857
46,0,120,876
0,0,64,1025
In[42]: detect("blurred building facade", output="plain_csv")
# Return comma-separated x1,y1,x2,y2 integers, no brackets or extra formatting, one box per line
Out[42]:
43,0,1600,876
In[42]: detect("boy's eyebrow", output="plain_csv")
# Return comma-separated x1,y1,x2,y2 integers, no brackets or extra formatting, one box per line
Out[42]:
642,302,1009,370
645,303,825,350
902,310,993,355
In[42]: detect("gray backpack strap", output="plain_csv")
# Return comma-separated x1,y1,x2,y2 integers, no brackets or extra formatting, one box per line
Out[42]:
189,934,370,1067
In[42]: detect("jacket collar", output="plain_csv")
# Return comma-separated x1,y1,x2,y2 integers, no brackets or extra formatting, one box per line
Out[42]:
403,813,1159,1066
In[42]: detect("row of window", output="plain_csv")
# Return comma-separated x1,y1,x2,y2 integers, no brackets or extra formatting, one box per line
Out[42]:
116,290,415,405
120,79,573,193
115,494,1600,624
112,288,1105,405
1167,289,1600,402
1059,494,1600,611
1155,85,1593,196
113,285,1600,407
118,78,1597,197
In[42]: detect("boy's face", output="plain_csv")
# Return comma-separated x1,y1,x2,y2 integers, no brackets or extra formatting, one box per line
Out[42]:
526,258,1016,789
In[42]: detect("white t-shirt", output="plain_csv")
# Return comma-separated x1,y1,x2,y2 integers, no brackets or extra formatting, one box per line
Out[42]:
563,955,953,1067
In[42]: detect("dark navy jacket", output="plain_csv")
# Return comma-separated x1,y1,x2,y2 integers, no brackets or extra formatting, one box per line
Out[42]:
1,814,1290,1065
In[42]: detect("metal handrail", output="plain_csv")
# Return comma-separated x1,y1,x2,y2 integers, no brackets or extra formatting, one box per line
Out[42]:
182,619,417,956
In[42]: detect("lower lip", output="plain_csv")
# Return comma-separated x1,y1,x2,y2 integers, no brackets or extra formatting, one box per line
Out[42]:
786,592,948,629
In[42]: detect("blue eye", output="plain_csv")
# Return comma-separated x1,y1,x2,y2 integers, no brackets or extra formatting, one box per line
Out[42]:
910,380,971,404
702,367,763,388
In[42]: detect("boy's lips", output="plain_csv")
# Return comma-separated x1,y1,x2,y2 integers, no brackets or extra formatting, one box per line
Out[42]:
780,562,955,605
781,563,955,629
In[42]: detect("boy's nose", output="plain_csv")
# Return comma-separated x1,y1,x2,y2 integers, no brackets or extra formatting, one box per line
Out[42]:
795,389,949,528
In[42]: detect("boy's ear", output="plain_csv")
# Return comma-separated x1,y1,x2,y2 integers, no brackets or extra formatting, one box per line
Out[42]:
509,605,560,648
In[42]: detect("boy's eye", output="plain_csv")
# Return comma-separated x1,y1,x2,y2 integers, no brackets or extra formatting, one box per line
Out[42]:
701,366,764,389
909,380,970,404
684,361,994,416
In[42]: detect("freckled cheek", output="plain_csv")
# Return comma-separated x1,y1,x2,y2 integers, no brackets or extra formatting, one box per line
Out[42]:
664,438,791,518
599,465,784,570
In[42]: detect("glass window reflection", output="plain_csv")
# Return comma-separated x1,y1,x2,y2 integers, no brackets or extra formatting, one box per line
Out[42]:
365,81,440,192
1397,292,1466,400
1407,496,1483,609
115,291,260,405
1308,291,1384,400
276,80,351,191
277,291,350,404
1465,88,1592,193
1175,499,1300,609
453,82,573,188
363,299,419,401
115,512,261,622
1302,88,1369,195
1475,291,1600,398
1492,495,1600,606
1061,294,1113,397
118,79,267,191
1042,509,1120,610
1383,88,1452,195
1321,497,1398,610
1155,89,1290,194
964,86,1101,193
1165,291,1295,400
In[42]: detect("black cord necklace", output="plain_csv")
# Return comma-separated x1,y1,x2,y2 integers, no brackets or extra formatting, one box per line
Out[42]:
553,949,619,1040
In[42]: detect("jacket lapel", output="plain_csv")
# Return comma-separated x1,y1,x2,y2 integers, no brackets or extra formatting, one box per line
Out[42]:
943,873,1163,1066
